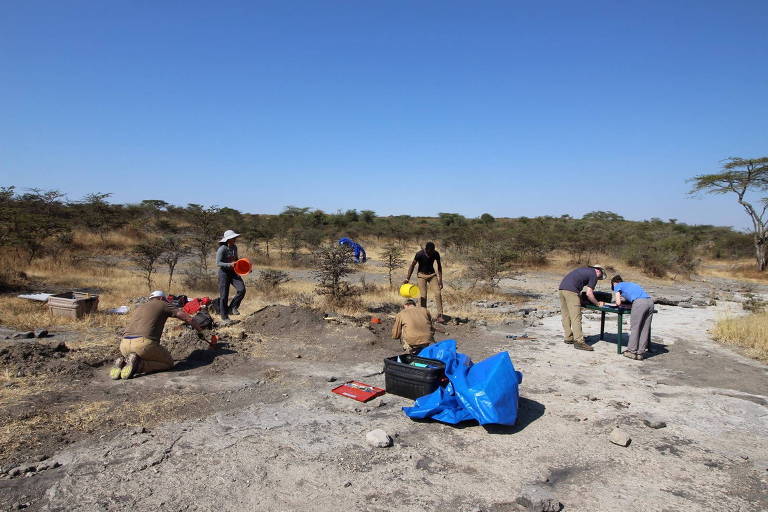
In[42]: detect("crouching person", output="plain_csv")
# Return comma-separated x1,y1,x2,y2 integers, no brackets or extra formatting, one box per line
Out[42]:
391,299,437,354
111,290,206,380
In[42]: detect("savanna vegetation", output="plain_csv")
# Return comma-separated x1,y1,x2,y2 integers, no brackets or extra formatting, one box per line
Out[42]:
0,185,754,293
1,179,767,360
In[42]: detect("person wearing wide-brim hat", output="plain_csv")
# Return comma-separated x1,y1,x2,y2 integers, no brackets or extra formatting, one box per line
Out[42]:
557,264,608,352
216,230,246,323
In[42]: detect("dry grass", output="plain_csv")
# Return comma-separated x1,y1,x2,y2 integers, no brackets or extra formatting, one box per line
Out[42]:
712,313,768,362
0,390,208,461
698,258,768,284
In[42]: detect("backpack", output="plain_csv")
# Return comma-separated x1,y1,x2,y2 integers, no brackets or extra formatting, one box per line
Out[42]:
193,310,214,330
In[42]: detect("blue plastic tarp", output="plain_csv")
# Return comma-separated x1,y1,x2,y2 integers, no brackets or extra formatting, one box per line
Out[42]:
402,339,523,426
338,237,367,263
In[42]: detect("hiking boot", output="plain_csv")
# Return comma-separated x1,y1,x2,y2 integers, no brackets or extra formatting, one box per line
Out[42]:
120,353,142,379
109,357,125,380
573,342,594,352
563,339,575,345
229,307,240,316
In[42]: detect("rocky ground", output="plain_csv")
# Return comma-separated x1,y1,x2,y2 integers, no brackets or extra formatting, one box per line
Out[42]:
0,270,766,511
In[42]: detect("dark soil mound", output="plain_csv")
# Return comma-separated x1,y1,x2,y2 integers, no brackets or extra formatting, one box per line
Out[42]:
164,328,215,360
0,341,97,379
241,305,327,335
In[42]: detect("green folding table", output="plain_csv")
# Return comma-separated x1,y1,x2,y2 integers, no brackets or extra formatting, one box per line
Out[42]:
583,303,633,354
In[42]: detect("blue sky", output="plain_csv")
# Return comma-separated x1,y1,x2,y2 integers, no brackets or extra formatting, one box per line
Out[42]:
1,1,766,229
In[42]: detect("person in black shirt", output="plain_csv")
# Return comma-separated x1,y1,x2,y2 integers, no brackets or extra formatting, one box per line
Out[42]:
404,242,445,323
558,265,607,351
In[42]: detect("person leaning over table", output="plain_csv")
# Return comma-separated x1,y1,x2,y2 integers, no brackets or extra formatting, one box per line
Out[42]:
558,264,608,352
610,275,655,361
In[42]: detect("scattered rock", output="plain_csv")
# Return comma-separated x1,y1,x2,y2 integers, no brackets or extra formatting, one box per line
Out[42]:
238,331,248,340
343,481,352,488
609,428,631,447
642,418,667,429
12,332,35,339
366,429,393,448
295,354,302,359
516,484,562,512
327,376,337,382
35,330,49,338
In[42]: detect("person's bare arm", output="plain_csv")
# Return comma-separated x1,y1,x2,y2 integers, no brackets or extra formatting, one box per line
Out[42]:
613,291,623,306
585,287,604,307
436,258,443,289
404,260,417,283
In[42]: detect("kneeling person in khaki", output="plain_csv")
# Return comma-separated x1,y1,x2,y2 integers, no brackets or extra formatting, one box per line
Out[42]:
111,290,206,380
391,299,436,354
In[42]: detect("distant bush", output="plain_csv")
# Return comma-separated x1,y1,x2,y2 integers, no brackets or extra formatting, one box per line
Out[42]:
742,293,767,313
313,244,359,305
257,269,291,293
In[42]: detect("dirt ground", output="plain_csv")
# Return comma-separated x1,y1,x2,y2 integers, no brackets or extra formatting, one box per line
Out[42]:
1,271,767,511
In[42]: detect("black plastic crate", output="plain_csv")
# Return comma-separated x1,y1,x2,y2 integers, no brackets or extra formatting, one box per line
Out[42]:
383,354,446,400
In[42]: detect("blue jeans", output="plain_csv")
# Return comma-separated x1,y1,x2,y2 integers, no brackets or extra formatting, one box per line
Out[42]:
218,269,246,318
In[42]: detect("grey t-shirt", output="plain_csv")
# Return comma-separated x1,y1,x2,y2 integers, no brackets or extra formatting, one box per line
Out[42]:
216,244,238,270
559,267,598,293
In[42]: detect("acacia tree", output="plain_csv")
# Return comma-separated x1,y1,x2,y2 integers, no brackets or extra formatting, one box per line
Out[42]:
131,243,164,292
312,243,359,305
690,157,768,271
380,243,405,288
160,236,190,293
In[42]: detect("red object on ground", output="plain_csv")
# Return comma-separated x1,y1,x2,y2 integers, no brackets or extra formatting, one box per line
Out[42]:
331,381,385,402
183,297,211,315
371,317,381,324
209,335,219,349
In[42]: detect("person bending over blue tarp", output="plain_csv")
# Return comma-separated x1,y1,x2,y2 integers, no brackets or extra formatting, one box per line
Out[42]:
338,237,367,263
402,339,523,426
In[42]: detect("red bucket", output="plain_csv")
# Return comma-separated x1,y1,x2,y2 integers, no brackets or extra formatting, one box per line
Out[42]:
233,258,252,276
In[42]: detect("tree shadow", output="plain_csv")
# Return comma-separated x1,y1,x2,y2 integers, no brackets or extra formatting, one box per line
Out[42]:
172,343,238,371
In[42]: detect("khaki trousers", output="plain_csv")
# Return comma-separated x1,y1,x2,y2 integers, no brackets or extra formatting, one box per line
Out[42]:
559,290,584,343
120,337,174,374
417,272,443,316
402,341,431,355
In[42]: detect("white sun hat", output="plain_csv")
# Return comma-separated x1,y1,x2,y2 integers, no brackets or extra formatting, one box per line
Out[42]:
220,229,240,243
149,290,166,298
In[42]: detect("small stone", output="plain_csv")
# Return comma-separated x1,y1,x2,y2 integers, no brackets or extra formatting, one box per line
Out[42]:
51,462,61,469
327,376,337,382
35,330,49,338
642,418,667,429
366,429,393,448
9,468,21,477
344,481,352,488
295,354,302,359
238,330,247,339
12,331,35,339
36,464,49,472
516,484,562,511
609,428,631,447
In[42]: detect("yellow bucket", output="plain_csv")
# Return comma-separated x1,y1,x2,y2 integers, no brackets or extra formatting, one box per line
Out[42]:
399,283,420,299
